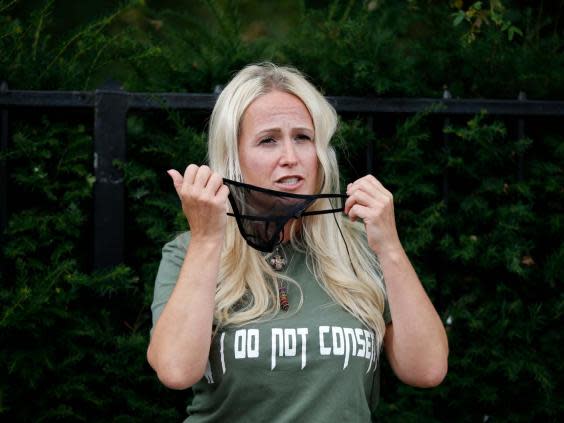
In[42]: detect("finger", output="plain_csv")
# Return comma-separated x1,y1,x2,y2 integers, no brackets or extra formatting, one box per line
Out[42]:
193,165,212,189
349,174,387,191
183,164,199,185
348,203,370,223
355,174,383,188
344,190,385,216
348,177,390,200
205,172,224,196
344,194,356,215
344,190,378,215
167,169,184,196
348,174,374,185
181,164,199,196
348,177,378,195
179,165,197,200
217,185,230,208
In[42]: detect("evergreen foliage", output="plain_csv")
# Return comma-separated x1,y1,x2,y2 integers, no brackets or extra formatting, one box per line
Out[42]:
0,0,562,421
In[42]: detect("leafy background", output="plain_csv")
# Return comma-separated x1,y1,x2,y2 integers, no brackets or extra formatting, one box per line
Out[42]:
0,0,562,421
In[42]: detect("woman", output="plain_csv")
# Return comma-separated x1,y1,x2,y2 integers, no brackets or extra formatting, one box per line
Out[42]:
147,63,448,421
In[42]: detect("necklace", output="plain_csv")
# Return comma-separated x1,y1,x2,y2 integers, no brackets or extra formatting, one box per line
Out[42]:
265,245,289,311
267,244,287,271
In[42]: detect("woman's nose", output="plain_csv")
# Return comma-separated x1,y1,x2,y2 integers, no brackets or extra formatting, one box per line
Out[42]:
279,140,298,166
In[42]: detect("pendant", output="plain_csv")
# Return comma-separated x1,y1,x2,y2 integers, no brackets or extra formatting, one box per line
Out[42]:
267,245,287,271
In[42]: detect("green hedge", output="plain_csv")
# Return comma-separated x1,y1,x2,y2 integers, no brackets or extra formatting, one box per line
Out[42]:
1,1,562,421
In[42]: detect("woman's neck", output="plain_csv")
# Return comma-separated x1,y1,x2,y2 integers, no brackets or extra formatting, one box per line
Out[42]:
282,218,303,243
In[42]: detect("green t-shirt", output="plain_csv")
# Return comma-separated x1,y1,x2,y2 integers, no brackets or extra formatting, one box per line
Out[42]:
151,232,392,422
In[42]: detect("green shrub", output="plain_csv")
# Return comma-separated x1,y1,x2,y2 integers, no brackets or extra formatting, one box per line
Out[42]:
1,0,562,421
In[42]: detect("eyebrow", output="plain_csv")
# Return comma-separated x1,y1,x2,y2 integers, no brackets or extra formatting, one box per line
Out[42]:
255,127,314,136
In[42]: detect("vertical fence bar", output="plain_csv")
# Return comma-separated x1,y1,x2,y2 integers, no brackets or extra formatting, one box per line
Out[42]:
517,91,526,182
436,86,453,314
93,83,127,270
442,87,452,213
0,81,9,272
366,115,375,175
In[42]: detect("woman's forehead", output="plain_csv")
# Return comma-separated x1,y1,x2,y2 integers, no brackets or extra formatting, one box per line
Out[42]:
241,91,314,131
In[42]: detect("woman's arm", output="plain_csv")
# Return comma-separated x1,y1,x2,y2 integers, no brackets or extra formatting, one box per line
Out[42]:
147,165,229,390
379,247,448,387
345,175,448,387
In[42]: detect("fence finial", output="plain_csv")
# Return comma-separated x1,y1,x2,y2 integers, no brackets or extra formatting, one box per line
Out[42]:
442,84,452,99
518,91,527,101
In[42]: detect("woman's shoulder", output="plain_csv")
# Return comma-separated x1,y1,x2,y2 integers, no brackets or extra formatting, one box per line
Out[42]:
161,230,192,255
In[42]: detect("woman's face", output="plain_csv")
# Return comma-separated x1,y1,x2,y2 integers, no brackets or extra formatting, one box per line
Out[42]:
238,90,318,195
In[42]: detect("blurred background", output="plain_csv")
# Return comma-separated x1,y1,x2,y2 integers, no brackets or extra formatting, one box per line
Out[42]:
1,0,563,421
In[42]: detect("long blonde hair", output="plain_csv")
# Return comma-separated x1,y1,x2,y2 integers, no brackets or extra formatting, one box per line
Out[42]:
207,63,387,352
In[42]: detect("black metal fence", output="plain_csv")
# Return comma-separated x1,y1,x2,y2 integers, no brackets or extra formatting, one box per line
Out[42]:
1,82,563,270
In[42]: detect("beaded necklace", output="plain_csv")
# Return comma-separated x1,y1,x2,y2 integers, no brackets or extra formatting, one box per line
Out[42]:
265,244,289,311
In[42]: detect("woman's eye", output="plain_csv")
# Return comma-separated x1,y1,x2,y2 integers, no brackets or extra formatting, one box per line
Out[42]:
296,134,312,142
259,137,276,145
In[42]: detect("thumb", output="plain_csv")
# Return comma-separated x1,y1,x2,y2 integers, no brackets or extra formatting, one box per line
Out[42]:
167,169,183,196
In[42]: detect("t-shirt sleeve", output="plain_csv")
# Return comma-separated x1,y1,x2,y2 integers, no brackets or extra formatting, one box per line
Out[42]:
376,255,392,325
150,231,191,336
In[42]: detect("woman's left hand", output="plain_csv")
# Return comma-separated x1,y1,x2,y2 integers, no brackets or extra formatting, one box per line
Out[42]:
344,175,402,255
346,176,449,387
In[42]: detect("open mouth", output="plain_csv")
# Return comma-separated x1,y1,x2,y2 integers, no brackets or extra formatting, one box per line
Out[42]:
276,176,302,185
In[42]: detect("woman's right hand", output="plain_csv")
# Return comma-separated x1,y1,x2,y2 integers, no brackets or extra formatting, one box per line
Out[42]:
167,165,230,243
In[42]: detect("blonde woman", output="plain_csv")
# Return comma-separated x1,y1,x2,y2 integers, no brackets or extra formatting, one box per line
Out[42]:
147,63,448,422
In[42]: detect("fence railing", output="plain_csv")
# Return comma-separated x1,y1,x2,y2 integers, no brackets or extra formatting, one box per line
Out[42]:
1,81,563,270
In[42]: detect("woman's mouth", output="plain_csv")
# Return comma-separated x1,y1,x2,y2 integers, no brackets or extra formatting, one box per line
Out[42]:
274,176,304,191
278,177,299,185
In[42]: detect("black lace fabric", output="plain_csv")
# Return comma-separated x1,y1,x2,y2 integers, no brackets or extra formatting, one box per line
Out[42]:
224,179,346,253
